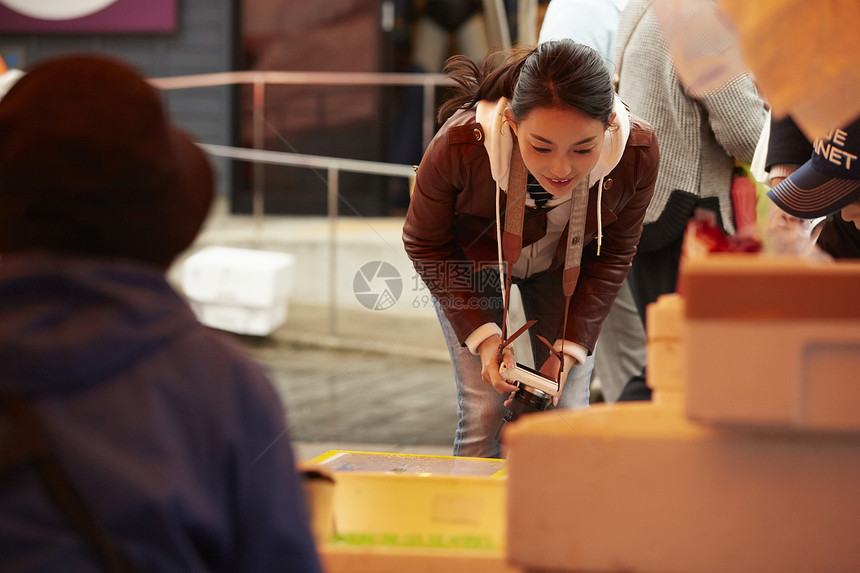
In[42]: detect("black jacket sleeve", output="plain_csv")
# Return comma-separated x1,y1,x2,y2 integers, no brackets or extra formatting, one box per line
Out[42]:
766,115,813,171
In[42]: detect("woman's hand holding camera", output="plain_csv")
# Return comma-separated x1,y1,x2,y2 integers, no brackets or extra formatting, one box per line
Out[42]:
478,334,518,394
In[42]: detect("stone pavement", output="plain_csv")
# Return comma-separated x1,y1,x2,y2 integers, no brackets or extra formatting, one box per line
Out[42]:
240,335,459,461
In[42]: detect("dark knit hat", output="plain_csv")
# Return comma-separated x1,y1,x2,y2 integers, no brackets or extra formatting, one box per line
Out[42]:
0,54,213,267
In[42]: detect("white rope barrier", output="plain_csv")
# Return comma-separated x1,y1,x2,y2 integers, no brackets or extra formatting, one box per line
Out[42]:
199,143,416,179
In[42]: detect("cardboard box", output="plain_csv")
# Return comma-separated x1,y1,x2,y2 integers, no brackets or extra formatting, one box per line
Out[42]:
501,256,860,572
319,545,518,573
505,402,860,573
682,256,860,432
646,293,685,405
182,246,295,335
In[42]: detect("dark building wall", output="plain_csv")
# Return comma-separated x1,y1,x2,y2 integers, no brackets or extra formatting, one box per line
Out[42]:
1,0,411,215
237,0,393,217
0,0,238,195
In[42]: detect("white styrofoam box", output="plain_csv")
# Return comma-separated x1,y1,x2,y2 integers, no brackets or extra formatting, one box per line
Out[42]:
182,246,295,308
189,300,288,337
182,246,295,335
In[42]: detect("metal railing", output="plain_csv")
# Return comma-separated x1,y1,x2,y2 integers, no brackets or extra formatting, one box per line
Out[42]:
150,70,454,335
151,70,452,223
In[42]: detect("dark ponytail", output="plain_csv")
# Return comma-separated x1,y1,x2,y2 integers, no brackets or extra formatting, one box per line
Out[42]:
437,48,530,123
438,39,615,127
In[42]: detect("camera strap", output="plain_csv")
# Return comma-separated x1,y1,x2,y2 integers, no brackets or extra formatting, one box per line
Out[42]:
499,135,528,343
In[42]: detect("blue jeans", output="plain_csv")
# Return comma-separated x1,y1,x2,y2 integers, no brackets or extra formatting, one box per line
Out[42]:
434,270,593,458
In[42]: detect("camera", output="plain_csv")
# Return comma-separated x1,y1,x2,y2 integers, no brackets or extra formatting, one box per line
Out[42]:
499,362,559,423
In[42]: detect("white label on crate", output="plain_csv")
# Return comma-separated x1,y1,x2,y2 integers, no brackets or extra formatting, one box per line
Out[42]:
431,495,482,525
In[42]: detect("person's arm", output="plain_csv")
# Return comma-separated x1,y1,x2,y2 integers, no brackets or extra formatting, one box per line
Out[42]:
402,121,500,346
764,115,815,230
697,72,767,165
766,115,813,176
403,120,517,394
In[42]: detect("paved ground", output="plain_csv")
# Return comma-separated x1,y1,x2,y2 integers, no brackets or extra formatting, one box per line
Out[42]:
239,335,460,461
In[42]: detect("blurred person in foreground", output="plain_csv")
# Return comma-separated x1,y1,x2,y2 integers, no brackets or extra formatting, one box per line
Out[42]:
0,55,322,572
768,117,860,259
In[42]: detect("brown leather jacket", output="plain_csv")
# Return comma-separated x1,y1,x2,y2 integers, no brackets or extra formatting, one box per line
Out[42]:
403,106,659,352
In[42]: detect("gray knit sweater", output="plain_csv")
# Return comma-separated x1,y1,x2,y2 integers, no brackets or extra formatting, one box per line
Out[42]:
613,0,766,251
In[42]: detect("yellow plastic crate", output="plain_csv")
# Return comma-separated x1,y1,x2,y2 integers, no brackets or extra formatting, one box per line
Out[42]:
306,450,507,552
